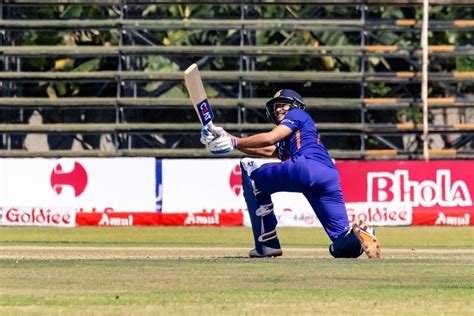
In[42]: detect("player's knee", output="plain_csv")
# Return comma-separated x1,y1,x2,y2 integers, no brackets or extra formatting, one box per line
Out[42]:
329,231,363,258
241,162,255,196
241,159,270,202
240,158,261,177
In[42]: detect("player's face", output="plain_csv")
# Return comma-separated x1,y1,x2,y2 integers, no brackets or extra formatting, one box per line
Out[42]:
274,103,291,122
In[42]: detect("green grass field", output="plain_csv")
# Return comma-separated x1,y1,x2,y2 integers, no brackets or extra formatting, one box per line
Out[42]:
1,226,473,315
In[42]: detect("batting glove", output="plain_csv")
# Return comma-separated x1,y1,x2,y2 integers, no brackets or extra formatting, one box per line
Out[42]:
200,123,225,146
208,134,238,154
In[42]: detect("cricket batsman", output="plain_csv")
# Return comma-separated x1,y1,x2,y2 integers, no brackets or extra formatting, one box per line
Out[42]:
201,89,381,259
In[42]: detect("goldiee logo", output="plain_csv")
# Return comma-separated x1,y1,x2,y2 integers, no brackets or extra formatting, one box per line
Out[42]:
346,203,411,226
50,161,88,197
229,164,242,196
367,169,472,207
2,207,75,227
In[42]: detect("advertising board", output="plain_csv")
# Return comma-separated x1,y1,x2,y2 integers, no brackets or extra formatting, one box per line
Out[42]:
0,158,156,213
338,161,473,226
162,159,474,227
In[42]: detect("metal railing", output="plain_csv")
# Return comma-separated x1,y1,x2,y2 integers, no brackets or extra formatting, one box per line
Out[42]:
0,0,472,159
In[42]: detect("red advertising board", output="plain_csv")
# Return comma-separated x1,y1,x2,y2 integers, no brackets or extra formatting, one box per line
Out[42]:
76,212,244,227
337,161,474,226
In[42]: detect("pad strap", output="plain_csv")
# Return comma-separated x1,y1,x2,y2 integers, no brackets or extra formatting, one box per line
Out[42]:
255,203,274,216
258,229,278,243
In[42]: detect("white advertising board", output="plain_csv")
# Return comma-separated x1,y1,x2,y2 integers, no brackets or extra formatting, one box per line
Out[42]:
0,158,156,212
162,159,323,227
162,159,413,227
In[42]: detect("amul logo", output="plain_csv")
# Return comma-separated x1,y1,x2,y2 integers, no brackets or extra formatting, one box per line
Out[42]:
229,164,242,196
99,214,134,226
185,213,220,225
435,212,470,226
368,170,472,207
50,161,88,197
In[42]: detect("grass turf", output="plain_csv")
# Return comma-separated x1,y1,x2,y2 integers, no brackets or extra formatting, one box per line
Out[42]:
0,226,473,315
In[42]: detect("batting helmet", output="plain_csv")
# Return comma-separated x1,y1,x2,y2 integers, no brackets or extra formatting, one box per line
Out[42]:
265,89,306,124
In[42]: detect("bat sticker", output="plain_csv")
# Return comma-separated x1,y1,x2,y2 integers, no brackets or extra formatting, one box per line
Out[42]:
198,99,214,126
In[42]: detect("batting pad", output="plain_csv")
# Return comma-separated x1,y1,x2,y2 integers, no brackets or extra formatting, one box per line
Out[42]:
241,161,280,254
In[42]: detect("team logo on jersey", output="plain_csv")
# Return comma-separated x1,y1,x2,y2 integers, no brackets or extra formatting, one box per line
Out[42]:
281,119,296,126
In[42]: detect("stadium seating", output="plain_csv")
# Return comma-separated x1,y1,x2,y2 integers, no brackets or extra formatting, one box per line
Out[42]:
0,0,472,159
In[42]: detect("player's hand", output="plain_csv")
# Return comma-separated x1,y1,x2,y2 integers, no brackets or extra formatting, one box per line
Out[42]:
200,126,216,145
200,123,225,146
208,134,237,154
206,122,225,137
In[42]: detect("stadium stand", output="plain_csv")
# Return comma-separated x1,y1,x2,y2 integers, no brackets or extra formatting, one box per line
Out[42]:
0,0,472,159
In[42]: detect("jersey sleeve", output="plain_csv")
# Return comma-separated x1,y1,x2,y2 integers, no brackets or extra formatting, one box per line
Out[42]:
279,109,302,132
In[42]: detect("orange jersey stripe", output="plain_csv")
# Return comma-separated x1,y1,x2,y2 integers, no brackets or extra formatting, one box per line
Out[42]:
295,130,301,150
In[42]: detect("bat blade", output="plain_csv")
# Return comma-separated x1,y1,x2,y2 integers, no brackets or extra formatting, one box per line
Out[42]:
184,63,214,126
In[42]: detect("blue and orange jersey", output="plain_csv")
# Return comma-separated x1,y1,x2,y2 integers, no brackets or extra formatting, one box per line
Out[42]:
276,108,334,168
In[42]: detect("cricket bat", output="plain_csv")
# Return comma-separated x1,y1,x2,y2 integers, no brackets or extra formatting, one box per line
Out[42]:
184,63,215,128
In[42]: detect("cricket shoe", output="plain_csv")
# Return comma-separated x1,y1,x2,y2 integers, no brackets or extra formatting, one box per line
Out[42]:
352,220,381,259
249,245,283,258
